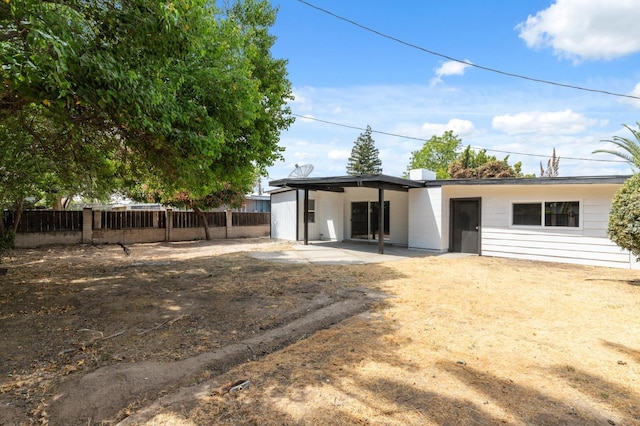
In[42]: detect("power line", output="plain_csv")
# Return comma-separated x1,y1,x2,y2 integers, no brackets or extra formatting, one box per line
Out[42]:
295,0,640,101
291,113,628,164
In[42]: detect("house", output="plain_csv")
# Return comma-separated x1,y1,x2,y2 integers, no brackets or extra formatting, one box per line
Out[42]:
269,171,637,269
241,194,271,213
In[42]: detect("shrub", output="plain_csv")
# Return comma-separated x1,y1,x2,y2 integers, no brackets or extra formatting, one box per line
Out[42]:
608,174,640,259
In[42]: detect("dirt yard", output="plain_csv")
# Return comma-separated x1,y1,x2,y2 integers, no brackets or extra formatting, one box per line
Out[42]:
1,240,639,425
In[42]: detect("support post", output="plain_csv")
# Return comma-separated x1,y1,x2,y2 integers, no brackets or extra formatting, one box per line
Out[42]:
226,209,233,239
165,208,172,242
303,189,309,245
82,208,93,244
378,188,384,254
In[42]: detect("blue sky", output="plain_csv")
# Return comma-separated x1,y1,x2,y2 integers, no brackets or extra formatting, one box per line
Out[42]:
265,0,640,184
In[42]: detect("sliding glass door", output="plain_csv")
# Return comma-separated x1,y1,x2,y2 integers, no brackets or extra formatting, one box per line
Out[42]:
350,201,389,240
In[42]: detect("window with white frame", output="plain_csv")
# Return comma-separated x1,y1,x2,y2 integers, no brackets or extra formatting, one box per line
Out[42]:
512,201,579,228
304,199,315,223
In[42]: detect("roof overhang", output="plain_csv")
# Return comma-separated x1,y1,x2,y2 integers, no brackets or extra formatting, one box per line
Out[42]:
269,174,425,193
269,174,632,192
422,175,632,187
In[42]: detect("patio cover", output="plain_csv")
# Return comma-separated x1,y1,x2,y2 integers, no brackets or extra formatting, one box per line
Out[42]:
269,174,425,254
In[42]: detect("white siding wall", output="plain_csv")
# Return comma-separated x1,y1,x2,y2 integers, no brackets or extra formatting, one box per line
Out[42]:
296,190,316,240
296,190,345,241
342,187,409,246
408,187,445,251
270,189,298,240
316,191,344,241
441,184,633,268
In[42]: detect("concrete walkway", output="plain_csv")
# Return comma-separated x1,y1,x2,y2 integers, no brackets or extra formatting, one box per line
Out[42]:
251,241,473,265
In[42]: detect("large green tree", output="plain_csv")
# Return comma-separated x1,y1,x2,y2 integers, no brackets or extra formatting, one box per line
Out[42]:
346,125,382,175
0,0,293,242
448,145,529,178
407,130,461,179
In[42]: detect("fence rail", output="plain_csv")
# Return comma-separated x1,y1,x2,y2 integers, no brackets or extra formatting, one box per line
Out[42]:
3,209,267,233
101,211,157,229
3,210,83,233
232,212,270,227
172,211,226,229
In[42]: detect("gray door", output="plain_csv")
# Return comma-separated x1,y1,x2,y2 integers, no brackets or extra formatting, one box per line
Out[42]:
450,198,480,254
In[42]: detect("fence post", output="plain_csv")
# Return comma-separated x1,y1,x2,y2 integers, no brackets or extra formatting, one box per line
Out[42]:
153,211,159,228
82,208,93,243
226,210,233,239
93,210,102,230
165,208,172,242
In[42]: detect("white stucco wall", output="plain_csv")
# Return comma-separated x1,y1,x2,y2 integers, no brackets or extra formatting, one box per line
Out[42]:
296,190,344,241
408,187,445,251
440,183,632,268
317,191,344,241
271,187,407,244
270,189,298,240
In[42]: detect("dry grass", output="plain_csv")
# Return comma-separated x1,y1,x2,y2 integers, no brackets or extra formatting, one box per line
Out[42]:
155,256,640,426
1,241,639,425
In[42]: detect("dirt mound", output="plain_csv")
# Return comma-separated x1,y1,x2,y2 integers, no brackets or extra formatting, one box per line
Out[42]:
48,291,381,424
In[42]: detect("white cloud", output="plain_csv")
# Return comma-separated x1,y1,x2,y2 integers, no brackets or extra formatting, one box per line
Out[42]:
621,82,640,108
420,119,477,137
293,152,316,161
436,60,472,77
492,110,597,135
517,0,640,61
431,60,472,85
327,150,350,160
291,90,306,104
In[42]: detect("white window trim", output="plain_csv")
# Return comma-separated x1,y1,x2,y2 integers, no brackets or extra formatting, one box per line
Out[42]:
306,198,316,223
510,199,583,230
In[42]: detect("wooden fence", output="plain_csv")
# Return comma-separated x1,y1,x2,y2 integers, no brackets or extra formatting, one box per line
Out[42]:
3,210,83,233
232,212,270,227
3,209,271,248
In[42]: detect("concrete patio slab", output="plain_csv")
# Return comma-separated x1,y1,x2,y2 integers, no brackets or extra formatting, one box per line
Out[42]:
251,241,473,265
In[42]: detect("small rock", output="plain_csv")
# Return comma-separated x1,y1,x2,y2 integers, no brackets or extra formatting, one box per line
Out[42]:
456,360,466,365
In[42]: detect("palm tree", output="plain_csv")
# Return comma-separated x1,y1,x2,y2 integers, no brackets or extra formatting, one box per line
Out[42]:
593,122,640,167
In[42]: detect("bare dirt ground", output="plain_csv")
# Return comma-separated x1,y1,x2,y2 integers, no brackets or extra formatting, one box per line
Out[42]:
1,240,640,425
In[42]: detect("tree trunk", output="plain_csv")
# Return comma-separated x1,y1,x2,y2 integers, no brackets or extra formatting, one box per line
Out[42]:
0,209,5,238
11,200,24,236
193,207,211,240
53,195,72,210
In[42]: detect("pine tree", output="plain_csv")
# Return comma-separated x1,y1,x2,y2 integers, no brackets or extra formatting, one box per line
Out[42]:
346,125,383,175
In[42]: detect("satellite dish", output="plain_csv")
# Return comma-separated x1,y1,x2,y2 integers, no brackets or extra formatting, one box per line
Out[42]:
288,163,314,178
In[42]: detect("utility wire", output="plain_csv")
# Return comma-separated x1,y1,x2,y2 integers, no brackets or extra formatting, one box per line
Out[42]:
291,113,628,164
296,0,640,101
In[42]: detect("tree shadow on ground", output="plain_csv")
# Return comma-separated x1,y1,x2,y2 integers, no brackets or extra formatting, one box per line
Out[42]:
585,277,640,287
348,375,507,425
550,363,640,424
441,360,627,425
601,340,640,362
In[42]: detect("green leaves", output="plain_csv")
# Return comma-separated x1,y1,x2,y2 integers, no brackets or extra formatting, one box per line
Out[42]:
594,122,640,169
1,0,293,212
407,130,461,179
608,174,640,259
